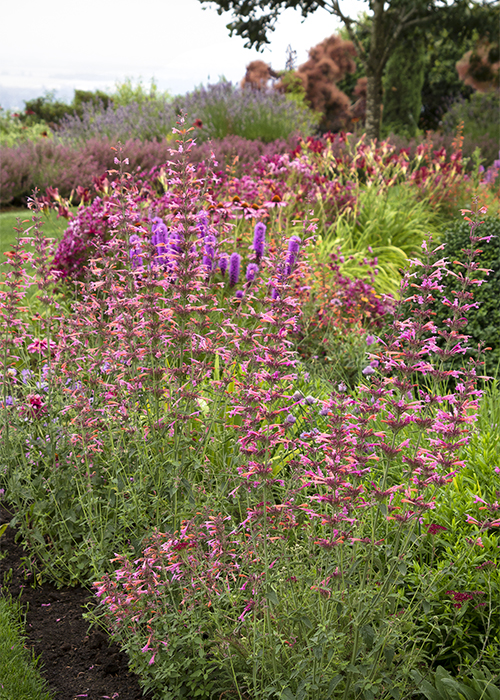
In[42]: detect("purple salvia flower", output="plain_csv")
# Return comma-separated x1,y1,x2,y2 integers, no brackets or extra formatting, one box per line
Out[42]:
229,252,241,288
246,263,259,283
253,222,266,260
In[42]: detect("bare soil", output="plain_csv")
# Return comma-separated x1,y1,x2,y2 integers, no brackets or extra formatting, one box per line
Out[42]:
0,504,153,700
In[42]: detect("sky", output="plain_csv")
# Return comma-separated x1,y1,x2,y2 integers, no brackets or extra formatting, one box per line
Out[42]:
0,0,366,111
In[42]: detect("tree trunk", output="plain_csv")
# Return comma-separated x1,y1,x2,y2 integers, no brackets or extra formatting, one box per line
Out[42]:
364,0,387,141
365,70,384,141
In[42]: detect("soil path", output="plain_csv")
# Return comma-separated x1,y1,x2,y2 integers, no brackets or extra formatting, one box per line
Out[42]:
0,504,153,700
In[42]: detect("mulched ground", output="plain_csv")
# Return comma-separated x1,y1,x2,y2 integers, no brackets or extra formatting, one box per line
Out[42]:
0,504,154,700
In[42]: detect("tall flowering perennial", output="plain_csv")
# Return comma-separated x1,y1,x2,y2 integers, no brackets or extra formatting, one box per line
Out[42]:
88,203,495,699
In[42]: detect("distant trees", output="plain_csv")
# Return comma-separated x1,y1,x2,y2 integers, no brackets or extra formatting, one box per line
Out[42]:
201,0,499,140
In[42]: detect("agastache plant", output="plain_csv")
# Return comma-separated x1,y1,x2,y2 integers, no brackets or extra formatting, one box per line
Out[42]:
2,108,497,698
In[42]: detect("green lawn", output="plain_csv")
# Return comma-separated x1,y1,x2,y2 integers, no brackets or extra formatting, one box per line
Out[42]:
0,209,74,259
0,595,53,700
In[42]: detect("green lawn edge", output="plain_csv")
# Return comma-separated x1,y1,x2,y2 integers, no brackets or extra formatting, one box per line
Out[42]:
0,594,53,700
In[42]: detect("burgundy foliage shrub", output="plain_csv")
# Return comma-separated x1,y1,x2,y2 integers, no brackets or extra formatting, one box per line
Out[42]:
0,138,175,207
456,39,500,93
277,34,357,132
240,60,278,90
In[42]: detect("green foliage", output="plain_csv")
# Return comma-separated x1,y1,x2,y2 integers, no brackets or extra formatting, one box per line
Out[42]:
382,33,426,138
109,76,171,107
317,185,442,296
434,215,500,377
412,666,500,700
19,80,170,130
0,596,54,700
21,91,75,126
20,89,112,127
442,92,500,164
419,27,475,131
0,110,52,147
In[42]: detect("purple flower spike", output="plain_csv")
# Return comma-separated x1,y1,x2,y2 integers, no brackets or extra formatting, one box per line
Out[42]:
151,219,169,267
235,290,244,300
229,252,241,288
253,222,266,260
129,234,143,270
285,235,301,276
288,235,301,255
219,256,228,276
246,263,259,282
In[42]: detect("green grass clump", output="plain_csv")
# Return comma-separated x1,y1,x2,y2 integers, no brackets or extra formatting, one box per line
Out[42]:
0,595,53,700
316,184,442,295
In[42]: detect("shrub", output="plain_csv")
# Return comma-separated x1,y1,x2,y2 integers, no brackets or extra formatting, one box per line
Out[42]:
442,91,500,166
174,81,319,143
433,214,500,378
0,109,52,147
55,81,318,146
56,99,177,145
0,138,176,207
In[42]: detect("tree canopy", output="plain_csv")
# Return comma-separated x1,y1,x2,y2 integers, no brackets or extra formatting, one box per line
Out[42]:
199,0,499,140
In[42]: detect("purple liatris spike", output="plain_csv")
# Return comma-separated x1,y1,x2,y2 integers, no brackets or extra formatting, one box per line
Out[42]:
197,212,209,238
151,218,168,267
129,234,143,270
229,252,241,288
204,234,216,263
253,222,266,260
285,235,301,276
219,256,228,276
246,263,259,282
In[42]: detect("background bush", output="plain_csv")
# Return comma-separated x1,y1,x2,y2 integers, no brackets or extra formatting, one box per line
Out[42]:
434,214,500,377
442,91,500,167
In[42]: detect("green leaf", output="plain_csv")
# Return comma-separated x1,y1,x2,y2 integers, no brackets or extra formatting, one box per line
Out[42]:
300,615,313,629
360,624,375,650
384,645,395,665
281,688,295,700
266,588,279,606
328,675,342,694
